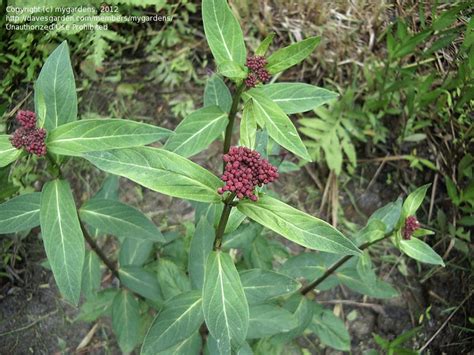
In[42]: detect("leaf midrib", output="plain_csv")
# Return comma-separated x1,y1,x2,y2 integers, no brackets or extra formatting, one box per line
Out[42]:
169,113,226,153
239,201,358,254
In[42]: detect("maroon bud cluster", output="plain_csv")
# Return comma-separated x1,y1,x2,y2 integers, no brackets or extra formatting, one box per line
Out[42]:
16,110,37,129
9,110,47,157
403,215,420,240
246,55,267,71
218,146,279,201
244,55,271,88
244,73,258,88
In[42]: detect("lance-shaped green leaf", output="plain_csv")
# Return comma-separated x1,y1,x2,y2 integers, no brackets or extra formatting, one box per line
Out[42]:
369,198,403,234
276,294,313,342
112,290,140,354
247,304,297,339
259,83,338,114
266,36,320,74
0,192,41,234
157,259,191,300
76,289,117,322
141,291,204,354
247,90,311,161
240,100,257,149
188,217,215,290
256,32,275,56
0,135,22,167
402,184,430,217
119,265,162,302
336,269,399,298
353,219,386,246
47,119,172,156
240,269,301,305
119,238,153,266
399,238,444,266
309,305,350,351
218,61,247,79
84,147,222,203
202,0,246,66
154,332,201,355
34,41,77,131
204,74,232,112
279,253,339,291
238,194,361,255
164,106,227,158
80,199,164,242
222,222,259,250
40,180,85,305
82,250,101,299
224,208,247,234
202,251,249,355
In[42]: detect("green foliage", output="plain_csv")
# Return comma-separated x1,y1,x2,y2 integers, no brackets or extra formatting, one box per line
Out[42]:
112,289,140,353
240,269,301,305
399,238,444,266
266,36,320,74
299,104,358,175
203,251,249,355
309,304,351,351
0,192,41,233
204,75,233,113
246,89,312,161
34,41,77,131
119,265,162,302
261,83,338,114
47,119,171,156
1,3,458,353
247,304,297,339
141,291,203,354
84,147,223,203
39,179,85,305
164,106,228,157
373,326,421,355
202,0,246,66
188,217,215,290
238,194,361,255
0,135,23,167
81,250,101,300
80,198,165,242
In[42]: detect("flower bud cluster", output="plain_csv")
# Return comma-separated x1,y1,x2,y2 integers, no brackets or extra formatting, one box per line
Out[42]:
16,110,37,129
244,55,271,88
10,110,47,157
218,146,279,201
403,215,420,240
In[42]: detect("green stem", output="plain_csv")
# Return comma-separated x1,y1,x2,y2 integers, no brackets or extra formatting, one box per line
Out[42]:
213,81,246,249
223,82,245,156
300,234,391,295
46,153,62,179
214,193,236,250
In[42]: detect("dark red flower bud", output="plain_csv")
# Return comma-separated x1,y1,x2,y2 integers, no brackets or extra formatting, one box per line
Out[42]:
256,68,270,83
403,216,420,240
218,146,279,201
245,72,258,88
9,110,47,157
16,110,37,130
246,55,267,71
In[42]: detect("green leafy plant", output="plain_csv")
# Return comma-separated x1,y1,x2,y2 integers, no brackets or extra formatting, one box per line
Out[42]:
0,1,447,353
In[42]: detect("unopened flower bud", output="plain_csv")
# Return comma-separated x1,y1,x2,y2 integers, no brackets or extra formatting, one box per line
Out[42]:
218,146,278,201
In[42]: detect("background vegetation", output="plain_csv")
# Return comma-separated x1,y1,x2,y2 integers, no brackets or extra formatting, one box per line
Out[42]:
0,0,472,353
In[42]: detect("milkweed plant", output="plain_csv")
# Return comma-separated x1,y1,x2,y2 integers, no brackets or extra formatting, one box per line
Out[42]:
0,0,445,353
